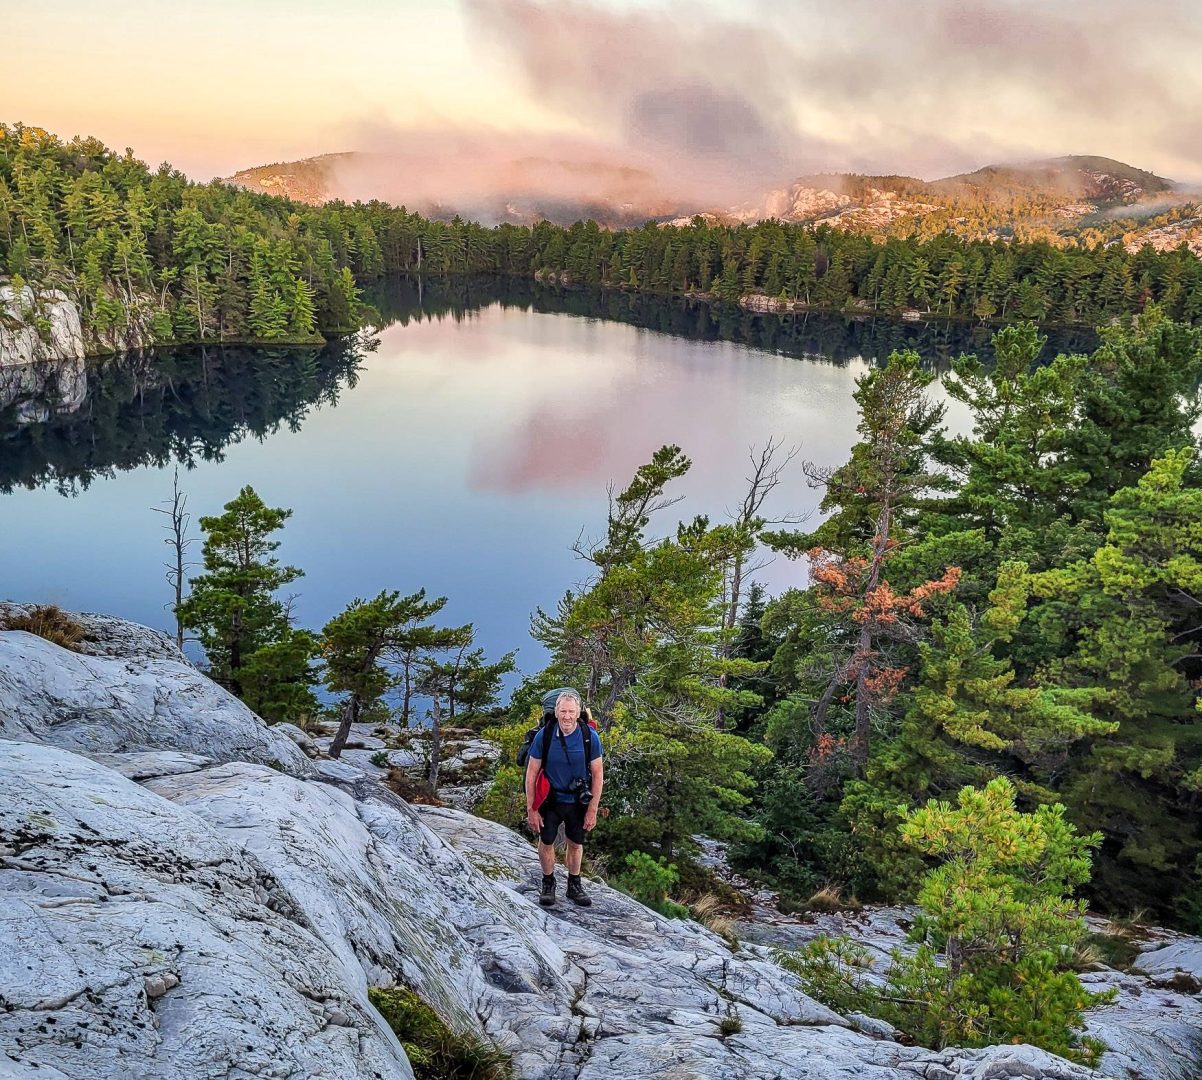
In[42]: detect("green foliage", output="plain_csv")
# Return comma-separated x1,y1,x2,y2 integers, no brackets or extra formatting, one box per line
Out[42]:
529,446,770,859
177,486,317,723
733,760,871,903
775,935,878,1016
887,778,1111,1064
781,781,1111,1065
1031,447,1202,922
612,851,690,919
592,713,770,864
740,312,1202,929
367,986,511,1080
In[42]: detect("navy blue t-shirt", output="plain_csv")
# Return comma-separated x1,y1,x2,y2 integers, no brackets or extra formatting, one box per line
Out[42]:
531,723,603,804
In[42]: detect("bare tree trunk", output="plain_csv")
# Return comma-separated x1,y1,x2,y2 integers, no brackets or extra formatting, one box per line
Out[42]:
329,696,359,759
193,264,205,338
715,439,800,725
400,654,414,727
152,467,191,651
427,693,442,790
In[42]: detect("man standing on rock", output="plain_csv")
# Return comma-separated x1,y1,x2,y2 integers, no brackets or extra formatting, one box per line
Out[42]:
525,689,604,908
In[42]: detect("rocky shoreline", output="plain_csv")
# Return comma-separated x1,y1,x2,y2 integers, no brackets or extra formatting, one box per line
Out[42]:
2,609,1200,1079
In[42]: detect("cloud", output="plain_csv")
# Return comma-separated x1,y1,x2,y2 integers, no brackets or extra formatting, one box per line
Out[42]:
459,0,1202,184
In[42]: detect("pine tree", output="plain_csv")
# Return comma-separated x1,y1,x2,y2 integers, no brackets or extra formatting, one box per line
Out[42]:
1031,448,1202,922
177,486,316,722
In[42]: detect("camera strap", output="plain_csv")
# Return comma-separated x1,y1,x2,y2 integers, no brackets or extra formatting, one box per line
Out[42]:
553,722,592,792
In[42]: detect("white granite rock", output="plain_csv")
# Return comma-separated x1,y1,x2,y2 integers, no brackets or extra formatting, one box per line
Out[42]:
1135,936,1202,983
273,721,321,757
1,610,1197,1080
0,741,412,1080
0,284,85,367
0,623,312,776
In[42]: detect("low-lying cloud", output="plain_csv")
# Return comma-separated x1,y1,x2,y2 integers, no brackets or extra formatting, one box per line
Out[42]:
455,0,1202,186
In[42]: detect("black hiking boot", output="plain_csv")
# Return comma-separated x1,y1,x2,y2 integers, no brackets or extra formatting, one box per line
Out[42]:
539,873,557,907
566,874,592,907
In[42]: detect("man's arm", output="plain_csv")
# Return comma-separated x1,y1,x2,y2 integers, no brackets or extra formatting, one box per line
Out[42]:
584,757,604,830
525,756,544,831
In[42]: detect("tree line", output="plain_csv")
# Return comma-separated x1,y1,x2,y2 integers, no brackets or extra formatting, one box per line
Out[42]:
4,123,1202,355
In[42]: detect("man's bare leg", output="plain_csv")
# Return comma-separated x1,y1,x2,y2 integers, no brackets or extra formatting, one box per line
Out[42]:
538,841,557,876
565,840,583,875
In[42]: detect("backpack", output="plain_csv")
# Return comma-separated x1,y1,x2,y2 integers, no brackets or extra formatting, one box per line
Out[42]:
518,711,597,807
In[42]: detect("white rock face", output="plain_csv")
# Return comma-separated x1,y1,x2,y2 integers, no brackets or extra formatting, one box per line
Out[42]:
0,741,413,1080
0,621,312,776
0,284,85,367
1,611,1198,1080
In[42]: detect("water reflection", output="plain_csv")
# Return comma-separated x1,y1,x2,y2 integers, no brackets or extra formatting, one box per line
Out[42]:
0,279,1095,663
0,339,367,494
365,276,1100,371
0,279,1099,497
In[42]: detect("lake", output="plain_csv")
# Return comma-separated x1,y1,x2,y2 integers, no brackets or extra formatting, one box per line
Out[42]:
0,278,1098,682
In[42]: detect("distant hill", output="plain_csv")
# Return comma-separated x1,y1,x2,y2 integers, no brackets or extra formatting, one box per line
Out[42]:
226,150,1199,249
933,155,1175,202
224,151,689,228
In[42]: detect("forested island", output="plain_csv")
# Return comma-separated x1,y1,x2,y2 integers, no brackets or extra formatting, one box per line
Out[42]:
3,122,1202,359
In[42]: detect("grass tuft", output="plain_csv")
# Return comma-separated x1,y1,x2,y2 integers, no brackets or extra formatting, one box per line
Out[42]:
2,604,86,651
688,892,740,949
718,1014,743,1036
368,986,511,1079
805,884,861,913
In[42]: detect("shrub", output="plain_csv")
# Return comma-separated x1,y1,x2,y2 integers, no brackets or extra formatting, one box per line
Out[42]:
884,778,1113,1066
368,986,511,1079
370,750,390,768
775,935,879,1016
2,604,86,651
776,779,1114,1067
613,851,690,919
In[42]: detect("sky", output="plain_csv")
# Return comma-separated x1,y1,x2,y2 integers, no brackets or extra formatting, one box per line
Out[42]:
7,0,1202,189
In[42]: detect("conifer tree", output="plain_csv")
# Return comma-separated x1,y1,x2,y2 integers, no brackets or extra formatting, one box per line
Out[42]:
177,486,317,723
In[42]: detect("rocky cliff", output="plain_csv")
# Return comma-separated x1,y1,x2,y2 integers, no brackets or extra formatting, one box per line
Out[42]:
0,280,156,367
1,610,1199,1079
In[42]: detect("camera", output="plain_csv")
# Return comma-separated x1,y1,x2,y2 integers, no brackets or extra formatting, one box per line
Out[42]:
568,776,592,805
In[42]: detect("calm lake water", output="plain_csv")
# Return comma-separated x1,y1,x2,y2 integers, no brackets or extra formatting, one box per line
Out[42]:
0,279,1098,677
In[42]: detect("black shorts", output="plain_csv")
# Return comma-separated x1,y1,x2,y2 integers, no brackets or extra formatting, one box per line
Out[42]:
539,798,586,845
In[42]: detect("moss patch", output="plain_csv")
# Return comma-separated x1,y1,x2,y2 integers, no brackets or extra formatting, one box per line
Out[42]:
368,985,511,1079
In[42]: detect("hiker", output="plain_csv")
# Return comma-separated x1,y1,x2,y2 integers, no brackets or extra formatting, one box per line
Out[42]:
524,689,604,907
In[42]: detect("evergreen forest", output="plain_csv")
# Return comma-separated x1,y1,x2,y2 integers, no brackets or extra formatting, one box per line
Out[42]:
5,123,1202,352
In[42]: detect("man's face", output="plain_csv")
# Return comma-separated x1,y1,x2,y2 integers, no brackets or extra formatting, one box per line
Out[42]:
555,696,581,724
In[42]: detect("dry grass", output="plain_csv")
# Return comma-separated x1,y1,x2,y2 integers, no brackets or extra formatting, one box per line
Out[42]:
688,892,740,949
386,768,444,807
1105,909,1150,938
806,884,862,913
2,604,86,651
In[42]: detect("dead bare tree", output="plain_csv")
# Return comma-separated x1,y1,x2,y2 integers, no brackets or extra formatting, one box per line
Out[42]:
427,691,442,791
721,438,804,639
713,439,805,723
151,467,194,650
